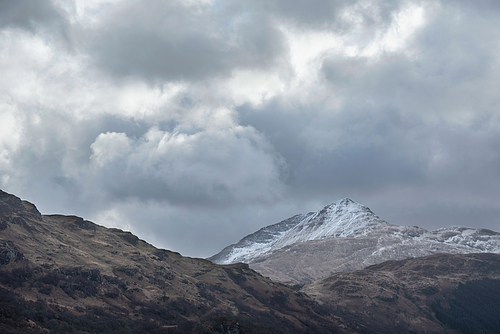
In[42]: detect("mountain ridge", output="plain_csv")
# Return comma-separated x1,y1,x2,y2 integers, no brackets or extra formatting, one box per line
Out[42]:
302,252,500,334
210,198,500,283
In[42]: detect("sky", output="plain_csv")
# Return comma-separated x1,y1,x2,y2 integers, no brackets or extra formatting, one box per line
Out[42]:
1,0,500,258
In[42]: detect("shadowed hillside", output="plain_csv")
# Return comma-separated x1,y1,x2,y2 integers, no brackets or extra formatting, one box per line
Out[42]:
0,190,342,333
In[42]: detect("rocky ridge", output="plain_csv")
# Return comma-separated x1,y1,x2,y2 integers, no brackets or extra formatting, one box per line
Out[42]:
209,198,388,264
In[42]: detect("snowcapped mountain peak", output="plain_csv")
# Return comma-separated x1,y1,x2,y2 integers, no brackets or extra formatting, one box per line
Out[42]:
270,199,388,250
335,198,374,213
322,198,376,217
209,198,388,264
337,197,354,205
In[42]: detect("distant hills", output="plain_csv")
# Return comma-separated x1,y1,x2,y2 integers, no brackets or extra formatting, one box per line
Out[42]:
209,198,500,283
1,189,500,333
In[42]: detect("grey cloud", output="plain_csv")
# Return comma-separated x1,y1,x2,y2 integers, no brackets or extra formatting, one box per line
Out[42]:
241,96,500,234
0,0,61,31
245,0,401,29
240,0,405,38
239,102,426,194
0,0,69,44
3,111,153,215
86,0,285,82
232,14,286,70
320,1,500,108
237,101,312,170
454,0,500,13
255,0,342,25
415,8,497,84
373,195,500,236
238,0,500,216
89,27,231,82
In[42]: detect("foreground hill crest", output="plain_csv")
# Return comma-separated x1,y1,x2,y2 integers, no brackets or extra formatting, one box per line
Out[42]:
0,189,343,333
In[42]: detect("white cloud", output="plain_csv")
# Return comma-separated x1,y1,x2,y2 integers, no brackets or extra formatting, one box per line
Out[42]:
90,132,131,167
86,121,286,205
361,2,430,57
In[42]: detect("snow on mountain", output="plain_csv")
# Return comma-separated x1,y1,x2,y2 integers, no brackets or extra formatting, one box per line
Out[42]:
209,198,388,264
250,225,500,283
269,198,388,251
209,198,500,271
208,212,313,264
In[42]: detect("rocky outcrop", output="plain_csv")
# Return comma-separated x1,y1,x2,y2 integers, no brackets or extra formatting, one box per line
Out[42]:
0,240,24,265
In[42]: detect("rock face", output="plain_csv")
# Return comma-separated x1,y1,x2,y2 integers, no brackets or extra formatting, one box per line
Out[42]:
209,199,500,283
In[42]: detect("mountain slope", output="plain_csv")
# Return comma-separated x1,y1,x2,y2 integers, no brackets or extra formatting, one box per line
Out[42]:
301,253,500,334
208,212,313,264
251,225,500,283
0,190,342,333
210,199,500,283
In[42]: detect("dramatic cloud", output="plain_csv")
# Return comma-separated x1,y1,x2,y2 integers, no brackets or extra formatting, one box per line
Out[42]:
85,0,286,82
87,124,285,205
1,0,499,257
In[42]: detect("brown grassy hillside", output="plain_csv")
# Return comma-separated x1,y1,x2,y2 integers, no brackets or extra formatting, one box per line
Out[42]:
0,190,343,333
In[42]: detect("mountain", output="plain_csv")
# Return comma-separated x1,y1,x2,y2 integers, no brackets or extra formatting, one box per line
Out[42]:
0,190,342,333
209,199,500,283
209,198,387,264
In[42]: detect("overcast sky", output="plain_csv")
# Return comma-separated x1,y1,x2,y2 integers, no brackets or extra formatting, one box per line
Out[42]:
1,0,500,258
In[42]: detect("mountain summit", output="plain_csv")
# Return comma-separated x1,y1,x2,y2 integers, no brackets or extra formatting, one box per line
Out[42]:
208,198,388,265
270,198,388,250
209,198,500,283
